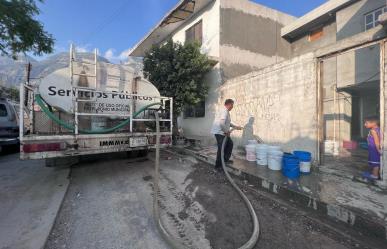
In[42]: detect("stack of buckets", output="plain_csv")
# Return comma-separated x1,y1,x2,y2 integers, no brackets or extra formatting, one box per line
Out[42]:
282,151,312,179
245,141,312,178
245,140,258,162
255,144,283,171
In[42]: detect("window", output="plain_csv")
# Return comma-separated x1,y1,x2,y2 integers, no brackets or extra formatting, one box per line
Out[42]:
309,27,324,42
185,20,203,45
365,6,387,31
184,100,205,118
0,104,7,117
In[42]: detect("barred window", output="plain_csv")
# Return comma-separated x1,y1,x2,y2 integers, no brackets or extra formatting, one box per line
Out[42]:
184,100,205,118
365,6,387,31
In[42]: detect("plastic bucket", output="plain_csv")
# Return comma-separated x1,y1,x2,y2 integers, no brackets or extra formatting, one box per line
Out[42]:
255,144,268,166
324,140,339,156
300,161,311,174
293,151,312,162
248,140,258,145
293,151,312,174
268,150,283,171
282,154,300,179
245,144,256,162
268,145,281,151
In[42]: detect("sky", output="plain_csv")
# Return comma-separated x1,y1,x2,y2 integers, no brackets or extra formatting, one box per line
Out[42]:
35,0,327,62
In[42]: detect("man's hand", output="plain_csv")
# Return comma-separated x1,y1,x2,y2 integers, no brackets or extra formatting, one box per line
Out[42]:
225,131,231,136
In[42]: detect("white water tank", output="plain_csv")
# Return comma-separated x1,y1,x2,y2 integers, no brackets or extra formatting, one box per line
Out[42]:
38,62,161,116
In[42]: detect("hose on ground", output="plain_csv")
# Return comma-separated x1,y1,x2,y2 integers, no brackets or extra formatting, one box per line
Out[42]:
153,114,260,249
221,135,260,249
35,94,161,134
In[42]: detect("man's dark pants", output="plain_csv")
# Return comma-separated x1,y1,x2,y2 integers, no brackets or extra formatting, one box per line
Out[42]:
215,134,233,169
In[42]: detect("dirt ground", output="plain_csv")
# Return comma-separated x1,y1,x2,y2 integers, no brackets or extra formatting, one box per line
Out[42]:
187,162,378,249
45,151,380,249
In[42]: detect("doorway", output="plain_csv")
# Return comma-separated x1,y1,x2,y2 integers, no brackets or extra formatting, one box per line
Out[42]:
318,43,382,178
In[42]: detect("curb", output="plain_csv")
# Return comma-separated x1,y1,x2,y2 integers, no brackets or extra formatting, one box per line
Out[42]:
174,147,387,243
42,165,72,249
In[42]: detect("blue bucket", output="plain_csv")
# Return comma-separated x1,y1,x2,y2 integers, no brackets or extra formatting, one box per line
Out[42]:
293,151,312,162
282,153,300,179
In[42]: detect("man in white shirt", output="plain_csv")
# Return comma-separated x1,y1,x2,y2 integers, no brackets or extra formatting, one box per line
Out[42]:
211,99,242,171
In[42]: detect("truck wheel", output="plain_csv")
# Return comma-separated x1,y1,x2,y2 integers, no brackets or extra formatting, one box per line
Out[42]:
126,150,139,159
138,149,148,157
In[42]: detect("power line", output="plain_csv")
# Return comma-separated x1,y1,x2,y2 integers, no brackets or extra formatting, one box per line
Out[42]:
83,0,130,44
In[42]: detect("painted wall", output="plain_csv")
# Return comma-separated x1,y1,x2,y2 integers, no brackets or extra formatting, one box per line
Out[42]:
170,0,221,143
220,53,317,157
171,0,220,58
219,0,295,80
177,65,223,145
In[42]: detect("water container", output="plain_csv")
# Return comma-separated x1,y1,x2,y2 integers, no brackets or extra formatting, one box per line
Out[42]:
324,140,339,156
268,150,283,171
268,145,281,151
255,144,268,166
293,151,311,162
248,140,258,145
245,144,256,162
282,153,300,179
299,162,311,174
294,151,312,174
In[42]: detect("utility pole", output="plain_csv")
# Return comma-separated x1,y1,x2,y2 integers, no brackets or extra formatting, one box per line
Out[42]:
25,62,31,106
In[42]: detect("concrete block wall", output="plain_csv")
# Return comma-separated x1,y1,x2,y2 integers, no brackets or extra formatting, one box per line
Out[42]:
219,0,296,80
220,53,317,157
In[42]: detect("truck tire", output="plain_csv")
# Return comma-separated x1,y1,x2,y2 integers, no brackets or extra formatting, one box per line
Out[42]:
138,149,148,157
126,149,148,158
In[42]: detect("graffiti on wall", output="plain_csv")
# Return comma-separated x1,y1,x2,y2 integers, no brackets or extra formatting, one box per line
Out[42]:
255,93,281,121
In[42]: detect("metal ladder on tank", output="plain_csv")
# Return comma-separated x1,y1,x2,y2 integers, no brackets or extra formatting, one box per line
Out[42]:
68,45,145,136
69,44,99,136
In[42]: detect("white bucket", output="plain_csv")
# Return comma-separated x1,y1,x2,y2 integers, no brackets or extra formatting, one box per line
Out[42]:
268,145,281,151
256,153,268,166
300,161,311,173
245,144,256,162
324,140,339,156
255,144,268,166
248,140,258,145
268,150,283,171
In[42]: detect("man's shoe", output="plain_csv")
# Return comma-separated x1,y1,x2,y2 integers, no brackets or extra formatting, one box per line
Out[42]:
215,167,224,173
226,159,234,164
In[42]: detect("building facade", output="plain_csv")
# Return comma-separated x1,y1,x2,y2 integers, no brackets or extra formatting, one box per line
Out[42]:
129,0,295,145
220,0,387,184
130,0,387,184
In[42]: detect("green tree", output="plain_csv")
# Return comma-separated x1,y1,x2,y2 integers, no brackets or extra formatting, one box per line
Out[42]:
0,0,54,59
143,39,212,129
8,86,19,101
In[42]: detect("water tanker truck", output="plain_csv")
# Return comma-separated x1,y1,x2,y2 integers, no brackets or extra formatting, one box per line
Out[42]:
19,46,172,160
